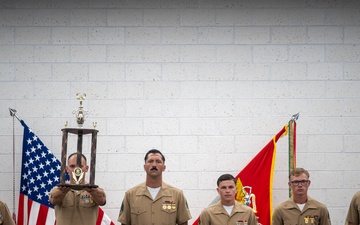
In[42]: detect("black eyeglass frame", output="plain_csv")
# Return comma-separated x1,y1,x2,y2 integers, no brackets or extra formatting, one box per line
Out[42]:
290,180,309,186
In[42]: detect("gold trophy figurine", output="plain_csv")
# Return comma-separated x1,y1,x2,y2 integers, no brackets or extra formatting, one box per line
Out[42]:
73,93,88,127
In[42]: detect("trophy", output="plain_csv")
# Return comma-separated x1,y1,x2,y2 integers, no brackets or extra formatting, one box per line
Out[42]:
57,93,99,190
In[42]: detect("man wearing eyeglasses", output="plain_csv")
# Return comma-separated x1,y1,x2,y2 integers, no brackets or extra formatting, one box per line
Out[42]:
272,167,331,225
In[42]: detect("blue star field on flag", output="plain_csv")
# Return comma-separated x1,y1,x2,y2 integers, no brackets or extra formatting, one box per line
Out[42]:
20,120,68,208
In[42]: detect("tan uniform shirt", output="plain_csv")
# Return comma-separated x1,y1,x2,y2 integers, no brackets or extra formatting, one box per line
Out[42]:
0,201,15,225
118,182,191,225
50,188,100,225
345,191,360,225
199,200,257,225
272,196,331,225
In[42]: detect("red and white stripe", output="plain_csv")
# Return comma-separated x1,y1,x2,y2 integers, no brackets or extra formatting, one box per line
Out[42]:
18,194,56,225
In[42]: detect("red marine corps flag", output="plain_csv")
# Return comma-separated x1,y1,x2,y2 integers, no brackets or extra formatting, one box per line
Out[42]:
234,125,287,225
193,125,288,225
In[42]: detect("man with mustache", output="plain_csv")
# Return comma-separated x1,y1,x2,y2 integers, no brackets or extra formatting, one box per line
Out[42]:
118,149,191,225
198,174,257,225
272,168,331,225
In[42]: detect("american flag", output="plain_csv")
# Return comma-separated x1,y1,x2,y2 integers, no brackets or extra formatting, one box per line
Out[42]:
18,120,115,225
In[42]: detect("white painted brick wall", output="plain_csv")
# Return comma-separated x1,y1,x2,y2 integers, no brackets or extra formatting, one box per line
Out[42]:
1,1,360,225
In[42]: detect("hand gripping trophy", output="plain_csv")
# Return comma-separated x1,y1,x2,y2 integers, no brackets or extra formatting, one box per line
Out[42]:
57,93,99,190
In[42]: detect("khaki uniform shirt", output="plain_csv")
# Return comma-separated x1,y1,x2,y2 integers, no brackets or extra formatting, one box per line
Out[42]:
50,188,100,225
118,182,191,225
199,200,257,225
345,191,360,225
272,196,331,225
0,201,15,225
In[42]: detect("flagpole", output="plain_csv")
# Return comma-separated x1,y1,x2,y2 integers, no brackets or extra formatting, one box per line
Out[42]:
9,108,21,223
288,112,299,197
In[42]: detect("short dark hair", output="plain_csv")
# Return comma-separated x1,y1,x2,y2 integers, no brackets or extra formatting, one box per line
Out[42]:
144,149,165,163
289,167,310,180
217,174,236,186
68,152,87,163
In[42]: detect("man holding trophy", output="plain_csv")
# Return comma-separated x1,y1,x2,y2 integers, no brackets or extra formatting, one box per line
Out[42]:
49,153,106,225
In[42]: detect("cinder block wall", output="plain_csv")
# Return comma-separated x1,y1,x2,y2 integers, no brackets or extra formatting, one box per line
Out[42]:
1,1,360,224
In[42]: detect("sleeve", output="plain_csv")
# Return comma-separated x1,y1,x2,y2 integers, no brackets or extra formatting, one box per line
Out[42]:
176,190,192,224
199,208,210,225
49,186,59,197
271,207,283,225
320,206,332,225
248,209,258,225
118,191,131,225
0,201,16,225
345,193,359,225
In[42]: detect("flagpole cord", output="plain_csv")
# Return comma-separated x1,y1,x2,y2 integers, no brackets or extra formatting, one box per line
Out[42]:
9,108,20,223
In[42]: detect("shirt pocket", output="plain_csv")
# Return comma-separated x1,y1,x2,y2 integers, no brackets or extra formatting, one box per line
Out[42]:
130,207,147,225
61,195,74,208
161,207,177,225
59,195,75,219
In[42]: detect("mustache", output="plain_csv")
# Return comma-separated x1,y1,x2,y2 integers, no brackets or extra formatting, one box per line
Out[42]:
151,166,158,171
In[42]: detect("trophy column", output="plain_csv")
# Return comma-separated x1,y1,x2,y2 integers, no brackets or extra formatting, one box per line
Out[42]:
60,130,68,184
90,129,97,185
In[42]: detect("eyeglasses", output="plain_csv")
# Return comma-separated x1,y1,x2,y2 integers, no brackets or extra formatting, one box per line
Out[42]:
290,180,309,186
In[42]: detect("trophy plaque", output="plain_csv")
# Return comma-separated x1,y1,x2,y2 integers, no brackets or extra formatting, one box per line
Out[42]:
57,93,99,190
